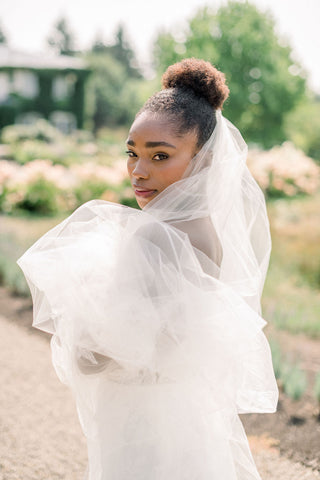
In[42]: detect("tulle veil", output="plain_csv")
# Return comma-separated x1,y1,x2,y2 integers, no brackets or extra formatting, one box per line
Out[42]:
144,109,271,314
16,109,278,480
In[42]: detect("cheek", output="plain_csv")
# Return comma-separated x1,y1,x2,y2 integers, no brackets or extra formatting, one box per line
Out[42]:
162,158,190,185
127,159,133,177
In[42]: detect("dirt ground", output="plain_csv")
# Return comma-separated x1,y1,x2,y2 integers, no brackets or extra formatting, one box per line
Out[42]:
241,329,320,472
0,286,320,480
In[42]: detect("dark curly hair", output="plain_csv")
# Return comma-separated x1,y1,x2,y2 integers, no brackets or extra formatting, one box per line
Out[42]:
137,58,229,148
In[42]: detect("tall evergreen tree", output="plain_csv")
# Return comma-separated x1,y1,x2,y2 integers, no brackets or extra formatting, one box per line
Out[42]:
0,23,7,44
91,25,142,79
47,17,76,56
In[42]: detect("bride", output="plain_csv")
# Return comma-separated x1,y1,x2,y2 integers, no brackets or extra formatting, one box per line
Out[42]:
17,58,278,479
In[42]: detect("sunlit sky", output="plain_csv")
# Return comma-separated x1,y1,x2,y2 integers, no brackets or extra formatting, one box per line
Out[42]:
1,0,319,92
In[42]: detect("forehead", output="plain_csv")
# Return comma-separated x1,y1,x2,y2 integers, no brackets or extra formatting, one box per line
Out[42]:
127,112,197,146
128,112,176,140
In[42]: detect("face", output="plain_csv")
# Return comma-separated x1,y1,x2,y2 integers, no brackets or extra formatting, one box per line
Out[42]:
126,112,199,208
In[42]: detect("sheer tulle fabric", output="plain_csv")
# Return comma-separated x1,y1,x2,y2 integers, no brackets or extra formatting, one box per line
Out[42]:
17,111,278,480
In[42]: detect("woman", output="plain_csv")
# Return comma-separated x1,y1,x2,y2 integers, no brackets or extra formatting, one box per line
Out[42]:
17,58,278,479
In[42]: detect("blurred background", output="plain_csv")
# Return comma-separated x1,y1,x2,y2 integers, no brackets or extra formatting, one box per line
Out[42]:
0,0,319,478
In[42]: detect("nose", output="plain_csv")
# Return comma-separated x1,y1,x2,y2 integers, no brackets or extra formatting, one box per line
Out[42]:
131,158,150,180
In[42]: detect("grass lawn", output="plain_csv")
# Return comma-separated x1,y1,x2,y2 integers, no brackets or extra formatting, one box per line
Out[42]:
262,193,320,337
0,213,66,295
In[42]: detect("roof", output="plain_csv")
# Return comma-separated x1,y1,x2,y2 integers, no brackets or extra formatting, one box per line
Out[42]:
0,46,88,71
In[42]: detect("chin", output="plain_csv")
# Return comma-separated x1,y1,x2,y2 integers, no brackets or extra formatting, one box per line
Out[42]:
136,198,149,209
136,193,158,209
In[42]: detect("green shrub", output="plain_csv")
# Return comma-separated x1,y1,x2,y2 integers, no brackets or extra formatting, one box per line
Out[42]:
0,234,29,296
1,120,97,166
74,179,111,207
0,184,8,211
11,140,61,165
282,363,307,401
120,196,139,209
269,339,283,379
14,178,60,215
0,257,30,296
284,97,320,162
297,258,320,290
265,301,320,339
1,119,63,144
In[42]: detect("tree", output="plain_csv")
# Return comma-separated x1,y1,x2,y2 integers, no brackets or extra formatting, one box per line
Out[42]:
47,17,76,56
153,2,307,147
0,23,7,44
85,25,155,131
84,53,149,131
91,25,142,79
284,95,320,162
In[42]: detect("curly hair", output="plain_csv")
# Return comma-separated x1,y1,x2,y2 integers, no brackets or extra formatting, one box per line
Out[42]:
137,58,229,148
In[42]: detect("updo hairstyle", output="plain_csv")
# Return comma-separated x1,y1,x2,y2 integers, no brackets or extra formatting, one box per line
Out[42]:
138,58,229,148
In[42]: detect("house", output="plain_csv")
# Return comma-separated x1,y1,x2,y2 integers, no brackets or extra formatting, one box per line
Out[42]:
0,46,90,132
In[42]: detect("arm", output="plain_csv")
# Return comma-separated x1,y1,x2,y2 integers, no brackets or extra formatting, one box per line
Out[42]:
76,348,112,375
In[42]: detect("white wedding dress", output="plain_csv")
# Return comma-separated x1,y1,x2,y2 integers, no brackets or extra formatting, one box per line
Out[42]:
17,112,278,480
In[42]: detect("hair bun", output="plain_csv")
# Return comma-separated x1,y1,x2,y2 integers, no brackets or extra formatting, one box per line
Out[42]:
161,58,229,109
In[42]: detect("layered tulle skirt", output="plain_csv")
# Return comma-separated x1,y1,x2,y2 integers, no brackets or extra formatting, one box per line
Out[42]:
17,199,278,480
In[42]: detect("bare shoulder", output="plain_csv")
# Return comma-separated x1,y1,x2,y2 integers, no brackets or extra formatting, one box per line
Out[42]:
170,217,223,266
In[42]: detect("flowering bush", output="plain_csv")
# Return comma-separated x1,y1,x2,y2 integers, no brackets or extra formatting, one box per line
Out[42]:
1,137,319,215
0,158,134,214
14,177,61,215
247,142,320,198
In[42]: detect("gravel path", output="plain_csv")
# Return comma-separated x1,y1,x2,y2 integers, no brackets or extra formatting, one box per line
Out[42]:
0,314,319,480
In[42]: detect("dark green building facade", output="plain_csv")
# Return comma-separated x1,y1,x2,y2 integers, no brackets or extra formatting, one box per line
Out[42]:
0,46,89,131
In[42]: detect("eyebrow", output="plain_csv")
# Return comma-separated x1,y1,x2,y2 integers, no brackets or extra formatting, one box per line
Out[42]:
126,139,176,149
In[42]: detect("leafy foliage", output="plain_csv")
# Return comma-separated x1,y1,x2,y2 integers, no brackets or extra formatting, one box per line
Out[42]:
269,338,309,402
153,2,306,147
1,120,97,166
262,193,320,339
85,53,129,130
14,177,61,215
282,363,307,401
269,339,283,379
91,25,142,79
73,179,112,208
0,232,30,296
285,96,320,162
84,25,152,130
84,52,153,131
1,120,63,144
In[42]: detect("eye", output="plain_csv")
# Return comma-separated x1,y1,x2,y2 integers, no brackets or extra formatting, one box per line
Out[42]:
153,153,168,161
126,150,137,158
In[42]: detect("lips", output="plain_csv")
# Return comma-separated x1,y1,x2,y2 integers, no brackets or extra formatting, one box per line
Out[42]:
133,186,157,198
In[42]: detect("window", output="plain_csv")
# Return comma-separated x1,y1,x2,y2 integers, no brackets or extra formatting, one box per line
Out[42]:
0,73,10,102
12,70,39,98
